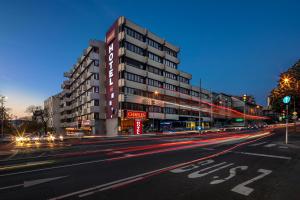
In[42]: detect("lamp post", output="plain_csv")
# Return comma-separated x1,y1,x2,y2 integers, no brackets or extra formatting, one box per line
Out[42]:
152,91,159,132
243,94,247,127
0,96,7,138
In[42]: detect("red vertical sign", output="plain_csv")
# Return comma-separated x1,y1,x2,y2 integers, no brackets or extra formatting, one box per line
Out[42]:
105,21,119,119
134,119,143,135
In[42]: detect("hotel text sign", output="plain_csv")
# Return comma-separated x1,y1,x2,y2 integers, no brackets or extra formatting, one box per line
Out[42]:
105,23,119,119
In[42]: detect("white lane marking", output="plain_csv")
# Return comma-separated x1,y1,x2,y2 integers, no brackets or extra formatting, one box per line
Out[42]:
233,151,291,160
248,142,267,147
231,169,272,196
170,159,214,173
0,176,68,190
49,164,177,200
210,166,248,185
264,143,277,148
188,163,233,179
0,158,109,178
78,177,144,198
4,150,19,161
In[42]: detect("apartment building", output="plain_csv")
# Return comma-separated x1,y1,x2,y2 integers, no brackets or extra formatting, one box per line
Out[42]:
60,40,106,135
44,93,61,133
105,16,213,135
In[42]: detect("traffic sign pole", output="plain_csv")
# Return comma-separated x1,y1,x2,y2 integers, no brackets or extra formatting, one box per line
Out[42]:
283,96,291,145
286,104,288,144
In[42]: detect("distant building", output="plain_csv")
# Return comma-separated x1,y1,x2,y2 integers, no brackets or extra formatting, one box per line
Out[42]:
44,93,61,133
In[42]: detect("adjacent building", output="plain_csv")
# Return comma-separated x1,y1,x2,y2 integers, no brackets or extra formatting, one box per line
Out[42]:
60,40,106,135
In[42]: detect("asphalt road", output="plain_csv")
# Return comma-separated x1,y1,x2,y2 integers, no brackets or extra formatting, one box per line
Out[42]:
0,128,299,200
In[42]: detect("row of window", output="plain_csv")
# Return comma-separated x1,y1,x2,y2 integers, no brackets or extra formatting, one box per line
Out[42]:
121,102,207,116
124,42,177,69
123,73,201,96
124,57,189,83
123,26,178,57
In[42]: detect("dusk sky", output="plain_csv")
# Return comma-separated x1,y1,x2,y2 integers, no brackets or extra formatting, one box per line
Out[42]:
1,0,300,117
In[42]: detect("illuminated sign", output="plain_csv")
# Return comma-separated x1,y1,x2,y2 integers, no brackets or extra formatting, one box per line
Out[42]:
105,22,119,119
125,110,148,119
134,119,143,135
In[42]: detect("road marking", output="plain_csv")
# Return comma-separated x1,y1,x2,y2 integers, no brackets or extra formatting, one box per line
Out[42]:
231,169,272,196
4,150,19,161
210,166,248,185
49,133,273,199
0,160,55,171
188,163,234,179
0,176,68,190
233,151,291,160
78,177,144,198
170,159,214,173
49,166,174,200
248,142,267,146
264,143,277,148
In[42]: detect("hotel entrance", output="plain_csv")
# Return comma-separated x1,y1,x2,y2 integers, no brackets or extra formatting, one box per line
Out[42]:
120,110,148,135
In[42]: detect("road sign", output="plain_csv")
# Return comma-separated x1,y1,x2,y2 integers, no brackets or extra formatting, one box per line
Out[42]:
283,96,291,104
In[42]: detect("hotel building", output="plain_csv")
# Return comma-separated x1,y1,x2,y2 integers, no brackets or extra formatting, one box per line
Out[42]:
47,16,263,136
105,16,213,136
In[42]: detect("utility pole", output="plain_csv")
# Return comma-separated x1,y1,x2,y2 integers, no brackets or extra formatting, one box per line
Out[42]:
210,89,213,128
198,79,202,132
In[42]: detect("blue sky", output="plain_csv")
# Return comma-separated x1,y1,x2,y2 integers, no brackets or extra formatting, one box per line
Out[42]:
1,0,300,117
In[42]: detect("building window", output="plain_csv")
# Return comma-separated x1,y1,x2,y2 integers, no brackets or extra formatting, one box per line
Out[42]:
163,46,177,57
146,38,162,50
94,73,99,80
94,99,99,106
164,107,177,114
94,60,99,66
178,87,189,95
147,78,162,88
191,90,199,97
163,59,177,69
164,71,177,80
125,72,144,84
94,86,99,93
148,66,162,75
94,113,99,120
178,76,190,84
163,83,177,91
125,42,144,56
124,26,144,42
148,52,162,63
124,58,144,70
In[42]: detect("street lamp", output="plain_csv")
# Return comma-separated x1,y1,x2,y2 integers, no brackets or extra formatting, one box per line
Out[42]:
243,94,247,127
152,91,159,132
0,95,8,138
